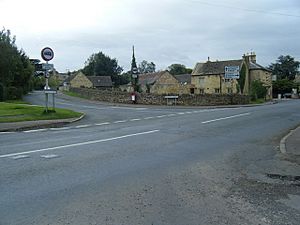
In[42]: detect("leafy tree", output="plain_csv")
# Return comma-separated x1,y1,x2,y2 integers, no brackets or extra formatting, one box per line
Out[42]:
114,72,131,86
272,79,297,96
268,55,300,80
0,28,33,100
167,64,192,75
83,51,123,86
250,80,268,100
238,63,247,94
138,60,156,74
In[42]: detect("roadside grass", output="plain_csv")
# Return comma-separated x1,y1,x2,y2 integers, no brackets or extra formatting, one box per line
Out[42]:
62,90,89,99
250,98,266,104
0,102,83,123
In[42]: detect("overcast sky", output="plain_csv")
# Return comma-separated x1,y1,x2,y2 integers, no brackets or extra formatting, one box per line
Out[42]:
1,0,299,73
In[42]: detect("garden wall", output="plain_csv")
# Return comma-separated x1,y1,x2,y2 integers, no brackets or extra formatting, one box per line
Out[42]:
69,87,250,106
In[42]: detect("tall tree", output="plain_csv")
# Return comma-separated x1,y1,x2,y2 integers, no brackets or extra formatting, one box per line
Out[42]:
167,64,192,75
268,55,299,80
83,51,123,85
138,60,156,74
0,28,33,100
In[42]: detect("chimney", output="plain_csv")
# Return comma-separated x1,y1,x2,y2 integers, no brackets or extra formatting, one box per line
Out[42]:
207,56,210,62
249,52,256,63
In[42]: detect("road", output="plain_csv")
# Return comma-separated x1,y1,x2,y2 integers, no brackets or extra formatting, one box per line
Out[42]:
1,91,300,225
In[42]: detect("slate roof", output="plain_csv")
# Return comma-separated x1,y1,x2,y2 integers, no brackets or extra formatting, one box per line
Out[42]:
174,74,191,84
192,60,243,75
249,62,271,72
63,73,77,83
87,76,113,87
138,71,167,85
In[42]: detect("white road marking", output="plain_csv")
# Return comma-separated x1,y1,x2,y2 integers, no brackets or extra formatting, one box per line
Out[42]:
156,115,168,118
23,129,48,133
144,117,154,120
11,155,30,160
130,118,141,121
167,114,176,117
40,154,59,159
0,130,160,159
49,127,71,131
0,132,15,135
201,113,251,124
113,120,127,124
177,112,185,115
111,106,147,110
95,122,110,126
75,124,92,128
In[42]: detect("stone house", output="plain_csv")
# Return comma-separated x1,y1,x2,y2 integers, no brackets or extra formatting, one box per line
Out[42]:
138,71,183,94
64,71,112,89
173,74,195,94
191,53,272,99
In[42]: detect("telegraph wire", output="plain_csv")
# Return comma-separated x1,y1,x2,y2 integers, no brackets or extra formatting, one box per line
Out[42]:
190,0,300,18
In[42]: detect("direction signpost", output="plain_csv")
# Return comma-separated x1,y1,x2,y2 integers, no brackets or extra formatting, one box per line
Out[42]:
224,66,240,79
41,47,55,112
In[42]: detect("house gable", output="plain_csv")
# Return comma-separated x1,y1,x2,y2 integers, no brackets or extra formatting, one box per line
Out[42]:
70,72,93,88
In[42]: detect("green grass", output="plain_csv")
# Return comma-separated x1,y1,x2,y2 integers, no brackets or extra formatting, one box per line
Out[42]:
62,90,89,99
0,102,83,123
250,98,266,104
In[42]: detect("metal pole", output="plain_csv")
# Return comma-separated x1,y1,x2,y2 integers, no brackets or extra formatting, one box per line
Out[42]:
45,93,48,112
53,93,55,111
45,61,49,112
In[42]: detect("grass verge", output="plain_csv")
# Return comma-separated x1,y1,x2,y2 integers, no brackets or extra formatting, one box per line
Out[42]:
250,98,266,104
0,102,83,123
62,90,89,99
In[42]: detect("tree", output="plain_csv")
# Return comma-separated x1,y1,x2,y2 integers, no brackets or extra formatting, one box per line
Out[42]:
83,51,123,86
138,60,156,74
0,28,33,100
272,79,297,96
268,55,300,80
250,80,268,101
167,64,192,75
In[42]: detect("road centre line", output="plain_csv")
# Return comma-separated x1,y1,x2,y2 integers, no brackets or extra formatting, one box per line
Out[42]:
23,129,48,133
75,124,92,128
95,122,111,126
144,116,154,120
0,130,160,159
130,118,141,121
201,113,251,124
114,120,128,124
50,127,71,131
156,115,168,118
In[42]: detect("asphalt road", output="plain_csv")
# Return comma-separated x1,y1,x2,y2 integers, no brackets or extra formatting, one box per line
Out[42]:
1,92,300,225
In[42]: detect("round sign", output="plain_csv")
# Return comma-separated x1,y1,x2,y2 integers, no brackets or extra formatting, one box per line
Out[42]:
41,47,54,61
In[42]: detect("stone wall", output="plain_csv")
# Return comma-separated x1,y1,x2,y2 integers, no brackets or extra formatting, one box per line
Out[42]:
69,87,250,106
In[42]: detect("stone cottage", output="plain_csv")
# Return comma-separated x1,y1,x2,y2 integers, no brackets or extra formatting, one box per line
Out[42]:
138,71,181,94
191,53,272,99
64,71,112,89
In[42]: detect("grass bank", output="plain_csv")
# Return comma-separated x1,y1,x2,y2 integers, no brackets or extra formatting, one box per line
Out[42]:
0,102,83,123
62,90,89,99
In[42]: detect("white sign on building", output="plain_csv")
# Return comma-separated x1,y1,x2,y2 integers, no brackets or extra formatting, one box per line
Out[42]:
225,66,240,79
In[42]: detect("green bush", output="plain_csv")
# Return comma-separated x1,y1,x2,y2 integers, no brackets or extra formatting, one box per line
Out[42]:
6,86,23,100
250,80,267,101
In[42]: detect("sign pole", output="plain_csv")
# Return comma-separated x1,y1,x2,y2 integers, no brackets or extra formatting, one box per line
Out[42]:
41,47,55,113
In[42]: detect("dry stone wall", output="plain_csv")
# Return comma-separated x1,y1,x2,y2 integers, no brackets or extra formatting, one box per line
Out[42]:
69,87,250,106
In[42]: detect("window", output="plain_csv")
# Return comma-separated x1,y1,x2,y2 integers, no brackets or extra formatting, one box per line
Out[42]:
227,88,233,94
199,89,205,94
190,88,195,94
215,88,220,94
199,77,205,85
